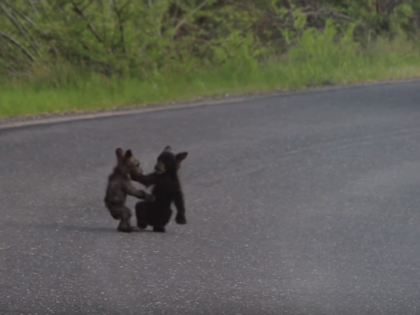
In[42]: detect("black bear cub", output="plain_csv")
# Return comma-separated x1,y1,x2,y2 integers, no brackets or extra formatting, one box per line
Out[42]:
131,146,188,233
104,148,155,233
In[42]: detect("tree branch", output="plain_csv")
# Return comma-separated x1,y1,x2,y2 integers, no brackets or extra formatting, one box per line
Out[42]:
112,0,132,54
70,0,104,43
26,0,39,15
0,31,36,61
172,0,211,41
4,0,36,26
0,2,40,55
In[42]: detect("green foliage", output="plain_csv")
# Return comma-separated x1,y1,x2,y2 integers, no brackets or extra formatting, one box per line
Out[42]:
288,19,360,85
2,31,420,118
0,0,418,78
0,0,419,117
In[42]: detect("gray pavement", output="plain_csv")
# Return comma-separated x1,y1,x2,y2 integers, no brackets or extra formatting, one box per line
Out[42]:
1,81,420,315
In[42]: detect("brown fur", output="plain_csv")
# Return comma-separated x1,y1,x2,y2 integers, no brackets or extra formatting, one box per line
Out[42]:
104,148,154,233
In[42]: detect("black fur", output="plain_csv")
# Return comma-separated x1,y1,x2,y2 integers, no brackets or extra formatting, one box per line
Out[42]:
131,146,188,232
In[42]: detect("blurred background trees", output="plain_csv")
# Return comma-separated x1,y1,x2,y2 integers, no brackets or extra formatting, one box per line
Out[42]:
0,0,418,80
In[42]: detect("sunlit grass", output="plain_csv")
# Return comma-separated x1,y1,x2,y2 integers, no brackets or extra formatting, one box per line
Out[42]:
1,34,420,118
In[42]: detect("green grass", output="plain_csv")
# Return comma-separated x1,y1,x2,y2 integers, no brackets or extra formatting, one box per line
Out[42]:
1,35,420,118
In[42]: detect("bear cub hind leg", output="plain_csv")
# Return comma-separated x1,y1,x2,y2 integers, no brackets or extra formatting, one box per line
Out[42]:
135,202,149,229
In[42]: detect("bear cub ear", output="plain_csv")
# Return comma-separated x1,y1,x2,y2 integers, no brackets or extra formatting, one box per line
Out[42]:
124,150,133,159
163,145,172,152
116,148,125,158
176,152,188,162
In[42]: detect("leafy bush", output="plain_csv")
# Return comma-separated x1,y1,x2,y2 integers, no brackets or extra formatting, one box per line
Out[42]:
0,0,419,117
0,0,418,80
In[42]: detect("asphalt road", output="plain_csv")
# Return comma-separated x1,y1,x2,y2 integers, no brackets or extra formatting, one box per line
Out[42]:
1,81,420,315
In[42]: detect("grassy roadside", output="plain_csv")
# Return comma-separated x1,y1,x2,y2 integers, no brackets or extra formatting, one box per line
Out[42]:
1,37,420,118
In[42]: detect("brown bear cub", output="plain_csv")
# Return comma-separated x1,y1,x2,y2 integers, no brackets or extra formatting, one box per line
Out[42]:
104,148,155,233
131,146,188,233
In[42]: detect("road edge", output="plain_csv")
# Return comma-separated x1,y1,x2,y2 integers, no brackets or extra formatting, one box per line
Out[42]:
1,77,419,131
